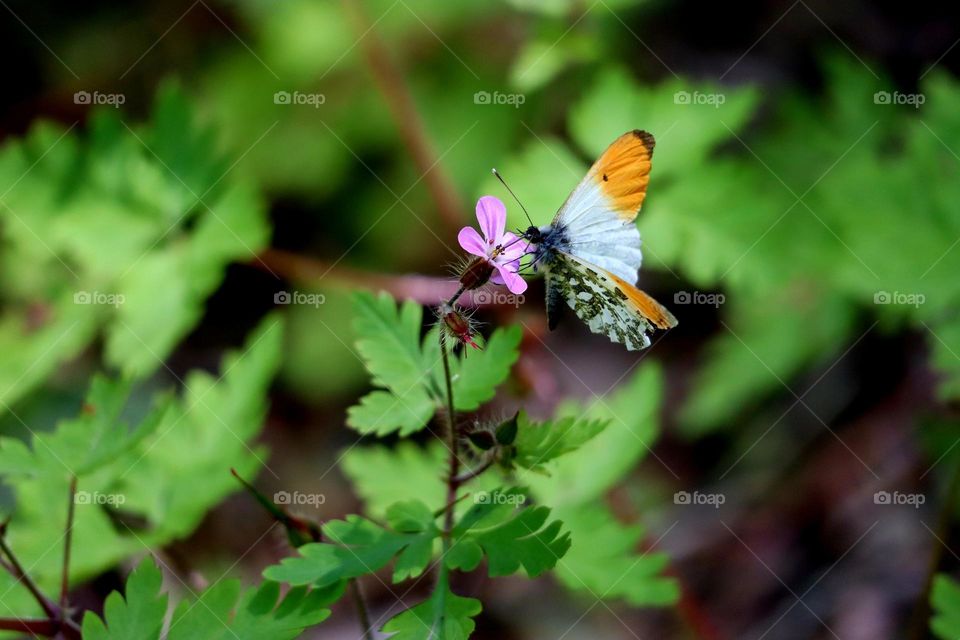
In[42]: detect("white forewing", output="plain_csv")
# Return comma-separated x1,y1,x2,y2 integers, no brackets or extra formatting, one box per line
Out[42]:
554,179,643,284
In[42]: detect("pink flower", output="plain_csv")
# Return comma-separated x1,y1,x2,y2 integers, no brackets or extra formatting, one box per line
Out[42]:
457,196,529,294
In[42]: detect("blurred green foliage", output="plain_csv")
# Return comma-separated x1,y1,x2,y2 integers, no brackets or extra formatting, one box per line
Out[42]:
0,315,282,619
0,84,269,402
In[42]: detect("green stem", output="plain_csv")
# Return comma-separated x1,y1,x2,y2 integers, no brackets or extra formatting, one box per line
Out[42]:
440,331,461,540
349,578,374,640
434,330,460,633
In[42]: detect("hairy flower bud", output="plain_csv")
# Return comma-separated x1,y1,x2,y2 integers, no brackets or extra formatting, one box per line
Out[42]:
440,303,479,350
458,256,495,291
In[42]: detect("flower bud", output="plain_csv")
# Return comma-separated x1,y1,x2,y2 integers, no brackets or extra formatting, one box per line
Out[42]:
467,429,496,450
440,303,479,350
458,256,495,291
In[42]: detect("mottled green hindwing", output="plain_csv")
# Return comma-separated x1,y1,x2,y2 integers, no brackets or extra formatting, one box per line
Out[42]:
545,253,654,351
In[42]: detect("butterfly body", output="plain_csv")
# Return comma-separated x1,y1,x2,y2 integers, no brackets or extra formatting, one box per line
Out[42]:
521,130,677,351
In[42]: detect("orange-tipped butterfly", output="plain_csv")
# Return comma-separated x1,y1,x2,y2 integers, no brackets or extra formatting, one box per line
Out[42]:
516,130,677,351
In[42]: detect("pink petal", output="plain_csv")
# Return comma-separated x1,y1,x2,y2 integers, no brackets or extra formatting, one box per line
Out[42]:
499,235,529,262
496,265,528,294
458,226,487,258
476,196,506,244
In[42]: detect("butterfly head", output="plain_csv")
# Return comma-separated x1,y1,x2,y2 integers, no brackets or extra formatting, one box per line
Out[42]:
522,225,543,244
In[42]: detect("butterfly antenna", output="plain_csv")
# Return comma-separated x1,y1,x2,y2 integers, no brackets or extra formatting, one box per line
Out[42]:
492,168,534,228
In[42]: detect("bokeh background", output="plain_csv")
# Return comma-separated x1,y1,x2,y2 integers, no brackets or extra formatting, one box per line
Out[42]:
2,0,960,638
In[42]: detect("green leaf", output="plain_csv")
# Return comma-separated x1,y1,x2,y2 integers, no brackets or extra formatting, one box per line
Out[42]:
551,502,678,606
529,365,664,504
143,81,229,208
0,376,171,478
81,558,340,640
931,573,960,639
353,291,431,392
381,583,481,640
525,365,679,605
348,293,523,435
263,502,440,586
512,411,608,472
452,489,571,577
387,499,436,533
347,292,440,436
347,388,436,437
340,443,451,519
81,559,167,640
450,326,522,411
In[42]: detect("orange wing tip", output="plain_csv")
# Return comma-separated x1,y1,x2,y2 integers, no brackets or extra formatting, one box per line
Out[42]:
606,270,678,330
594,131,656,219
631,130,656,157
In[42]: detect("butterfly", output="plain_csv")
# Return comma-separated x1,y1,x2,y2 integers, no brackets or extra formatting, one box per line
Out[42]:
520,130,677,351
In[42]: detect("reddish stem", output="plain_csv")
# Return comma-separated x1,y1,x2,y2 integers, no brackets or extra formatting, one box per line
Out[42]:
0,617,58,635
